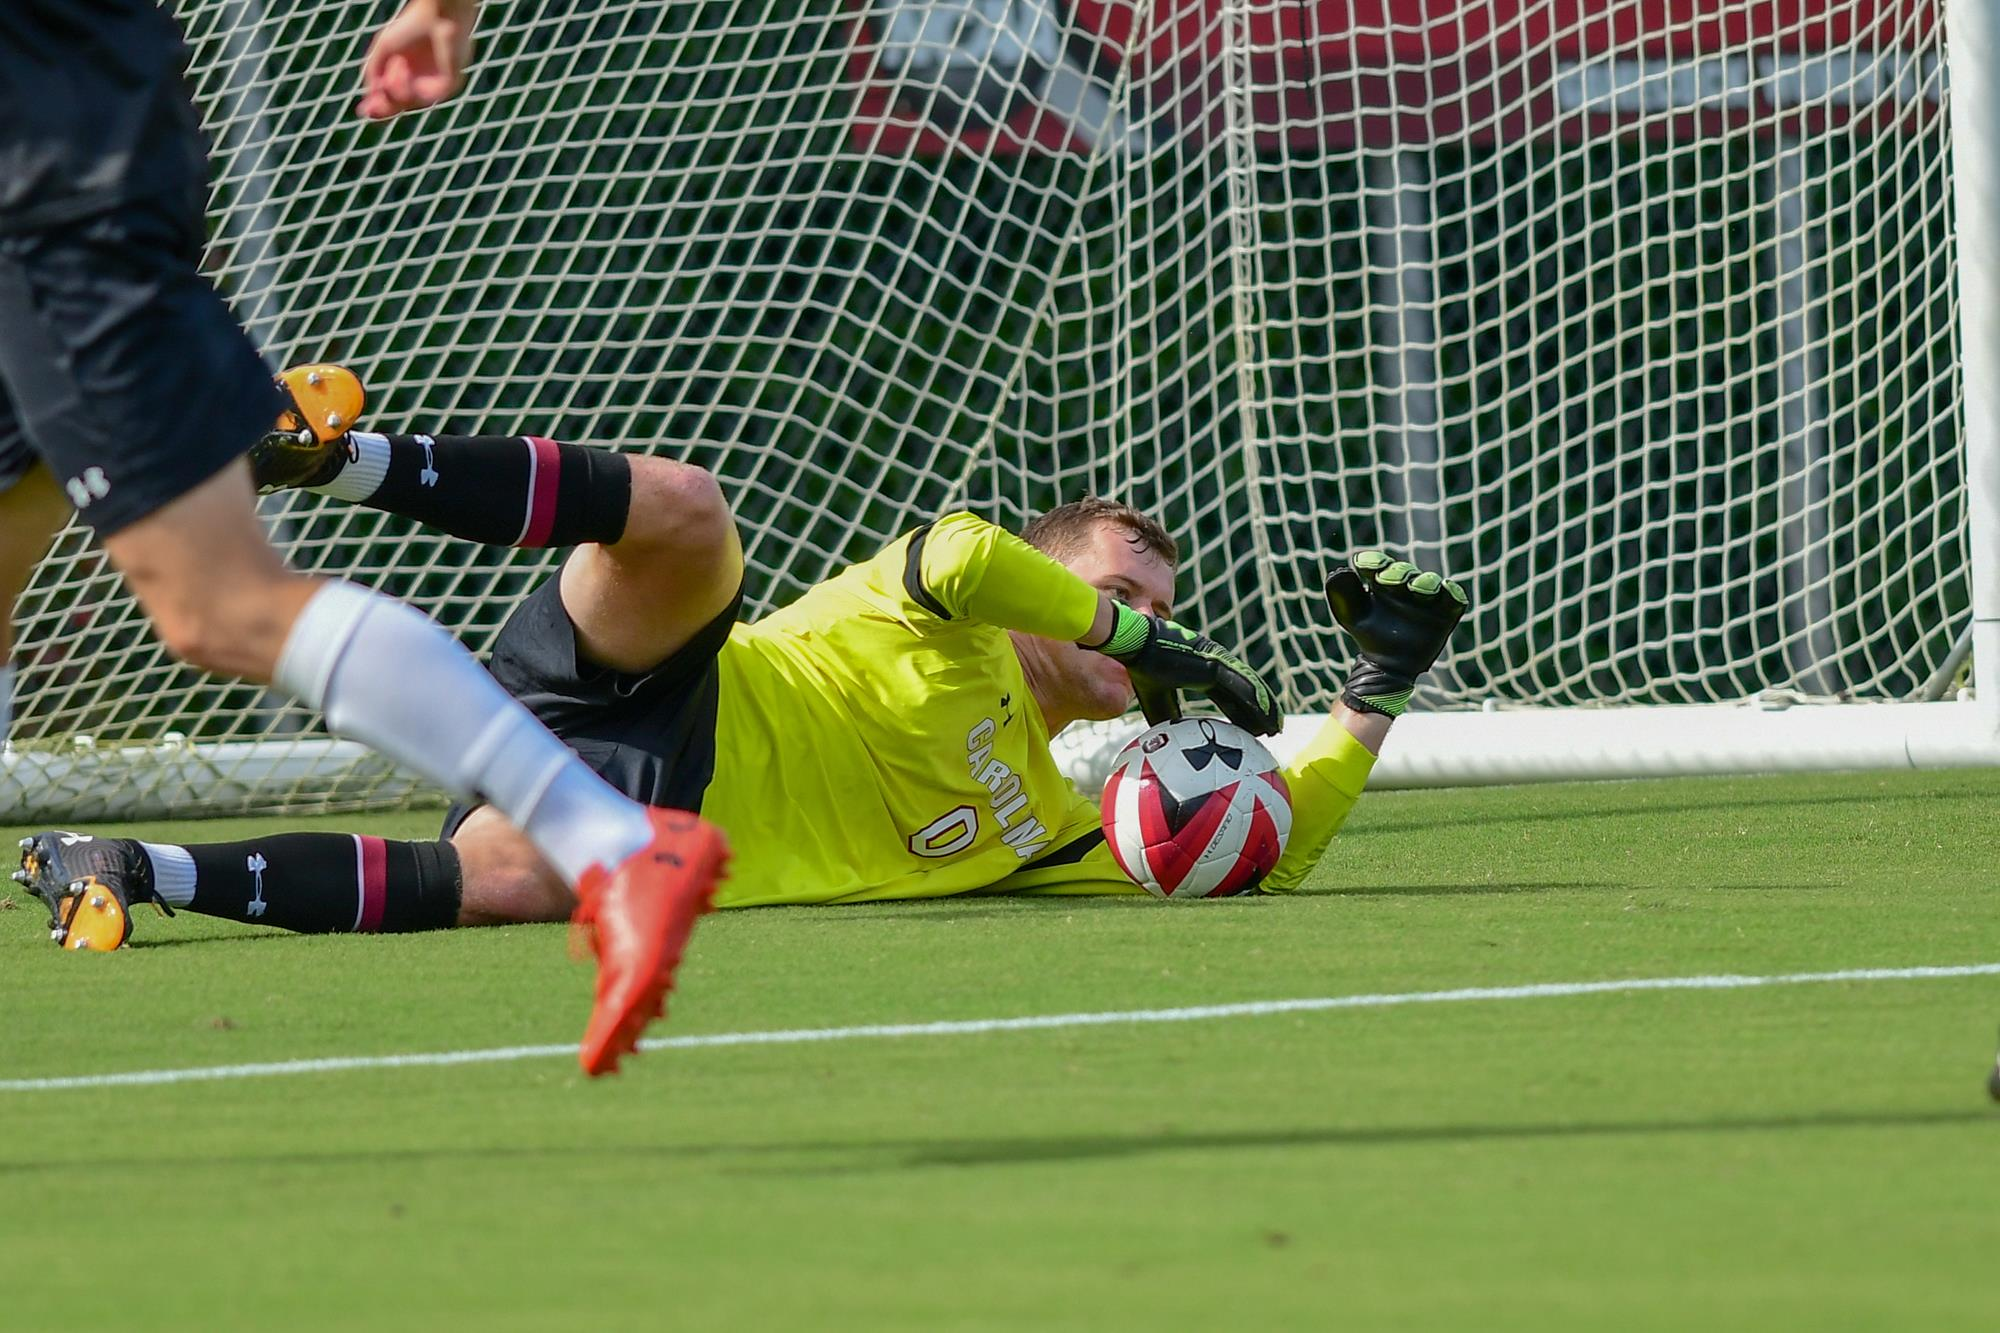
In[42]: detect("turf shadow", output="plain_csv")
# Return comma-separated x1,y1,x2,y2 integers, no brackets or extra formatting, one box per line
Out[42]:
123,931,300,951
2,1106,1989,1180
1316,880,1832,899
789,895,1278,924
1321,880,1626,898
773,1105,2000,1174
1348,787,1989,838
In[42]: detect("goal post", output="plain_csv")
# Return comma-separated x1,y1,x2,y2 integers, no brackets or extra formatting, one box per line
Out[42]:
1948,0,2000,732
4,0,1997,823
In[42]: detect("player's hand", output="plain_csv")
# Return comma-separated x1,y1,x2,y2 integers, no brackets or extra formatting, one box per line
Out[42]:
1091,604,1282,736
1324,551,1468,718
358,0,479,120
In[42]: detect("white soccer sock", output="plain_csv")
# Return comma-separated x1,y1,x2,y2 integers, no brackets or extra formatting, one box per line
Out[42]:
309,430,391,502
139,841,198,908
273,581,654,886
0,663,13,744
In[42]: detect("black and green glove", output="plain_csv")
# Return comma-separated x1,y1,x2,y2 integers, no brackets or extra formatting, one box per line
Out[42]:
1325,551,1469,718
1092,603,1283,736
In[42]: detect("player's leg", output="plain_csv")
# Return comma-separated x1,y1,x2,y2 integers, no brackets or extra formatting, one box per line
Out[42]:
12,826,463,941
13,804,565,937
100,464,721,925
101,466,318,675
0,458,71,737
4,197,717,1070
558,454,742,671
451,806,571,925
20,526,744,943
15,797,571,942
259,409,744,671
0,306,85,740
258,418,636,551
71,485,716,1066
19,455,735,956
175,810,573,931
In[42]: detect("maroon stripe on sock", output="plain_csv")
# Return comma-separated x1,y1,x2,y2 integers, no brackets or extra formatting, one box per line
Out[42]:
356,835,389,933
520,436,563,547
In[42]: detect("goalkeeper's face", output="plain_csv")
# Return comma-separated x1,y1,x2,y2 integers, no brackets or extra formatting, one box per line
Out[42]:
1050,519,1177,722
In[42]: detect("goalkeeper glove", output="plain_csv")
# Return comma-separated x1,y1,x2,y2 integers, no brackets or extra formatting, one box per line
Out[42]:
1091,603,1282,736
1324,550,1469,718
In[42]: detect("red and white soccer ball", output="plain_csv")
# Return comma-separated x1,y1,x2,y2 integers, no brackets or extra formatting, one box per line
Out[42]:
1100,717,1292,899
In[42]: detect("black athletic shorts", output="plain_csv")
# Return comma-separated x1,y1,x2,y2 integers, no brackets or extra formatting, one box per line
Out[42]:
440,573,744,838
0,5,278,533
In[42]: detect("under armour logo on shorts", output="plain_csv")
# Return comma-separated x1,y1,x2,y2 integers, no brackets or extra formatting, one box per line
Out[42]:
64,467,110,508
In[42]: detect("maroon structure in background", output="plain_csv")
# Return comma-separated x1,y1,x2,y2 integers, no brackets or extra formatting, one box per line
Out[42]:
848,0,1941,156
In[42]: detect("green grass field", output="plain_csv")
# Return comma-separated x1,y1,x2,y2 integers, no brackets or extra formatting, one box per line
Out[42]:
4,769,1998,1330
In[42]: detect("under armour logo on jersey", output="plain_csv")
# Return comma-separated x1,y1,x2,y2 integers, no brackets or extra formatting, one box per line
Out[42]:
416,435,439,487
245,852,268,918
1000,693,1014,726
1183,719,1243,772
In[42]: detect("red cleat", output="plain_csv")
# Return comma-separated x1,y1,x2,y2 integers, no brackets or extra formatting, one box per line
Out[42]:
571,809,729,1077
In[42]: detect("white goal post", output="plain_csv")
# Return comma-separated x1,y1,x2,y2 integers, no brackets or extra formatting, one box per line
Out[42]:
4,0,1998,823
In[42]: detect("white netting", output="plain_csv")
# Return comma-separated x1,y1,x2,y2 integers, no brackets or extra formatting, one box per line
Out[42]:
3,0,1969,819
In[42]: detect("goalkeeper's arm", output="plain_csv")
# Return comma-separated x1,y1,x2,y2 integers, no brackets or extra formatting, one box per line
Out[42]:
909,512,1280,735
1261,551,1469,892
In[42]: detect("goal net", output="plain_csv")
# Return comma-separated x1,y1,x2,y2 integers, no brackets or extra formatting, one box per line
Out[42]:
4,0,1991,820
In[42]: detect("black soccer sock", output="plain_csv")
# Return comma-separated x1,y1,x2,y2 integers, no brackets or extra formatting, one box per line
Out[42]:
344,433,631,548
180,834,462,934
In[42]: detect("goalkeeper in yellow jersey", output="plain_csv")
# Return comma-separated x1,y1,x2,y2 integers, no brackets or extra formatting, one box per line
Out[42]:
13,366,1467,935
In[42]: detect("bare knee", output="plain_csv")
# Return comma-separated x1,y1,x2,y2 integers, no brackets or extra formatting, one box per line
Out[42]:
459,860,572,926
453,812,573,926
616,457,734,567
558,457,742,671
145,565,315,679
103,464,317,680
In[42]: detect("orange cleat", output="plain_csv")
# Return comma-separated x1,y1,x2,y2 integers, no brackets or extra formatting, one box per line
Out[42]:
250,364,367,492
571,810,729,1077
274,363,365,445
13,831,174,951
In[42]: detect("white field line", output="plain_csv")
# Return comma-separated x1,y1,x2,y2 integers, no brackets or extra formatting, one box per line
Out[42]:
5,961,1997,1094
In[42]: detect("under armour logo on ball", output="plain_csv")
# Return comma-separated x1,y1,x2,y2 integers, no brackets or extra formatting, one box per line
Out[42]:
1183,719,1243,772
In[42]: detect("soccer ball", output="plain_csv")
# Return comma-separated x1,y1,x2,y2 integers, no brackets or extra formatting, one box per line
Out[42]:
1100,717,1292,899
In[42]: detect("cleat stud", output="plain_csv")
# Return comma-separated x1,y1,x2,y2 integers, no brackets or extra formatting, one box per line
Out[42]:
325,412,344,430
89,896,105,910
306,371,323,387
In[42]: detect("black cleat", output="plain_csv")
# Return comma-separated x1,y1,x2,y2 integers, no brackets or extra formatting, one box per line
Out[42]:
249,364,365,493
11,832,171,952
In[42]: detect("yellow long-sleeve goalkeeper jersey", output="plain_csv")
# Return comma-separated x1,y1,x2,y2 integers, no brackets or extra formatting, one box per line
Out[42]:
699,512,1376,907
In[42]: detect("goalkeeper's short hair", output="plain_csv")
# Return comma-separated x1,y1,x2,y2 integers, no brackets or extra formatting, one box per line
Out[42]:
1022,496,1179,567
